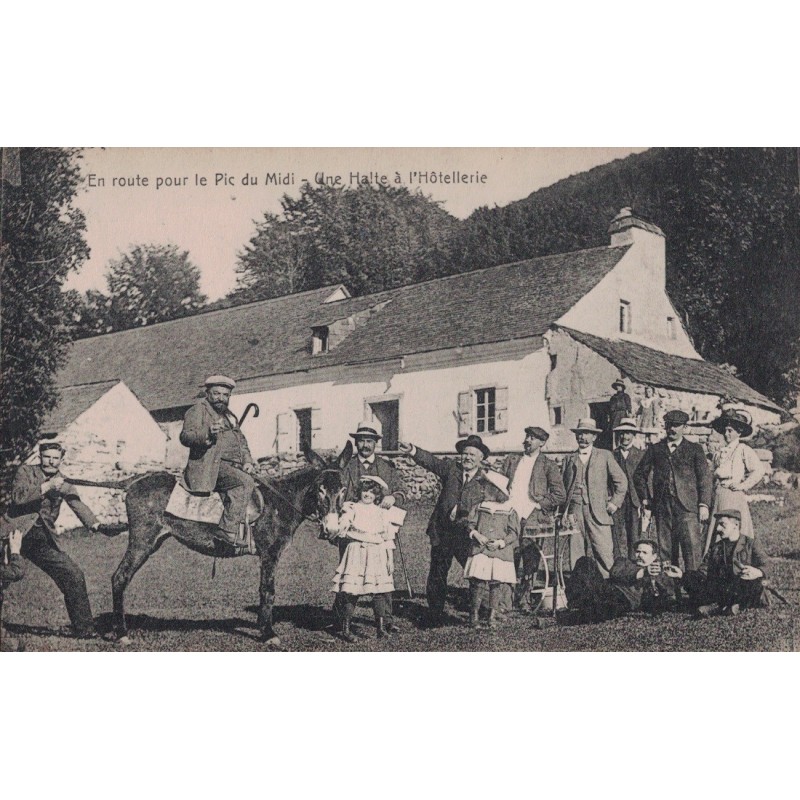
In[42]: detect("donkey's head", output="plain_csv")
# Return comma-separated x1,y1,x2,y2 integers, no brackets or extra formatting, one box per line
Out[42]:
305,442,353,537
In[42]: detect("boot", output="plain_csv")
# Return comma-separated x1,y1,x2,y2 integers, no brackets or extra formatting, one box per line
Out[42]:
487,610,498,630
469,591,482,629
340,599,357,643
376,617,389,639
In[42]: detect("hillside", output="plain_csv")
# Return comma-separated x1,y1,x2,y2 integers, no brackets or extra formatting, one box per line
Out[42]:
454,148,800,407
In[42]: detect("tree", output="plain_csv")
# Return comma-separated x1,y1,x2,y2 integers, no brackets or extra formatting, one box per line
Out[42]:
0,148,90,495
103,243,207,330
232,182,458,302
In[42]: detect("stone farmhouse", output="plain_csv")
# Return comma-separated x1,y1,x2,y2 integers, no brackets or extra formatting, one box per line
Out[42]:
51,208,782,492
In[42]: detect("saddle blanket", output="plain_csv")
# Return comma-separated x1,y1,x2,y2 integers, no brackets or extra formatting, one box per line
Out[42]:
165,482,224,524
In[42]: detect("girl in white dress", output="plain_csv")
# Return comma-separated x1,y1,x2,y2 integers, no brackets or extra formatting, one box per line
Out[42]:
707,409,765,551
325,476,395,642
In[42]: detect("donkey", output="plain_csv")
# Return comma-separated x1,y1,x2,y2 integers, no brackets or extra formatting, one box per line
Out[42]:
104,448,350,646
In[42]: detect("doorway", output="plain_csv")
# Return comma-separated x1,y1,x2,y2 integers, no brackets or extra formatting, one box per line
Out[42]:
368,400,399,451
589,401,613,450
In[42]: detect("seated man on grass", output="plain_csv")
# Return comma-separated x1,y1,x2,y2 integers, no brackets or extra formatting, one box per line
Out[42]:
671,508,769,617
565,539,677,624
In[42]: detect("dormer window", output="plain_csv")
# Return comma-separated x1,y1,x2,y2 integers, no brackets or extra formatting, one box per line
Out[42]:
619,300,632,334
311,326,329,354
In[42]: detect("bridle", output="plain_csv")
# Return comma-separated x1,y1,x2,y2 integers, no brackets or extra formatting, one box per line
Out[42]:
253,472,322,523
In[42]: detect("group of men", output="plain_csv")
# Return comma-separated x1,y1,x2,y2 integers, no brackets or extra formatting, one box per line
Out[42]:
1,373,772,645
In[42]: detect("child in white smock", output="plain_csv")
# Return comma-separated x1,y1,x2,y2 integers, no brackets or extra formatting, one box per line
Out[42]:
326,475,396,641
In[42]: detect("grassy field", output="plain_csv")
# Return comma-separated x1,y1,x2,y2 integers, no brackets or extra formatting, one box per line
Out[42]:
3,490,798,652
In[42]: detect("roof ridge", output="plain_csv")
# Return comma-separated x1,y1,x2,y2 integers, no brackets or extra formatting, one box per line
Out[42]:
321,243,627,309
71,283,346,343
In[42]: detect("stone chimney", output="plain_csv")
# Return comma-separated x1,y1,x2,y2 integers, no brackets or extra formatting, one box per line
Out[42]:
608,207,665,246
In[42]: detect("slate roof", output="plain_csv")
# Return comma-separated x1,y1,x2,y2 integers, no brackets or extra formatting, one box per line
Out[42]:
42,380,120,434
56,245,629,411
560,327,782,412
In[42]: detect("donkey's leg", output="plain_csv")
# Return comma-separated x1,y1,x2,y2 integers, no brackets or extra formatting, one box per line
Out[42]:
112,527,170,641
258,534,292,645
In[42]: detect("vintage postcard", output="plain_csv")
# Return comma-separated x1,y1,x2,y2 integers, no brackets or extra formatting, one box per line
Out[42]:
1,147,797,653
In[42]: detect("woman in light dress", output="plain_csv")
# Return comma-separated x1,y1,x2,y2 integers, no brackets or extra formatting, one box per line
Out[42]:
324,475,396,642
637,385,662,435
706,409,765,552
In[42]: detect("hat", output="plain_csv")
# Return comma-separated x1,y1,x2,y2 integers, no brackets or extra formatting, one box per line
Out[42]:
612,379,626,391
664,410,690,427
350,420,382,440
710,409,753,439
571,418,603,434
204,375,236,390
39,441,65,454
455,434,490,458
714,508,742,522
358,475,389,492
613,417,641,433
524,426,549,442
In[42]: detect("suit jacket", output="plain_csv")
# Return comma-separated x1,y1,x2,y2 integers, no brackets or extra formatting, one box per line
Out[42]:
180,399,253,493
2,464,98,550
412,446,504,546
341,456,406,506
696,535,769,583
561,448,628,526
610,556,676,610
613,446,645,507
633,438,713,513
500,453,566,515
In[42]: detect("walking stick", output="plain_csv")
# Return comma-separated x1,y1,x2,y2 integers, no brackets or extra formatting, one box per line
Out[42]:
394,529,414,600
552,517,560,617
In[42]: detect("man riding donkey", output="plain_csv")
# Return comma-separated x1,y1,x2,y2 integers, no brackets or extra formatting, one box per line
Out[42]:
179,375,257,548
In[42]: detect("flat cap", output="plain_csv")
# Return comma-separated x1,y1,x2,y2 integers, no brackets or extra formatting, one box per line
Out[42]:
524,426,550,442
204,375,236,390
664,410,690,426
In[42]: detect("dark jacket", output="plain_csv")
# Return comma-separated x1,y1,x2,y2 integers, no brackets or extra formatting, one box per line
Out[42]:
412,446,501,547
3,464,98,551
500,452,566,516
696,535,769,583
341,456,406,506
180,399,254,493
633,438,713,513
610,557,676,610
470,505,519,562
614,446,645,507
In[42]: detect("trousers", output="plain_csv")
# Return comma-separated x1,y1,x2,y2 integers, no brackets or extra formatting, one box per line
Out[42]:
655,498,703,571
568,501,615,578
612,495,640,561
683,571,765,609
427,533,472,613
514,539,540,609
216,461,256,534
21,527,95,634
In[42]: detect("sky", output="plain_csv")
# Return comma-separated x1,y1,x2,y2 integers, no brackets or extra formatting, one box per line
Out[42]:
68,147,648,301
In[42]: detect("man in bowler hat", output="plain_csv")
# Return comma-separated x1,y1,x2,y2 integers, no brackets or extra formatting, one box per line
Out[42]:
399,434,504,625
633,410,713,571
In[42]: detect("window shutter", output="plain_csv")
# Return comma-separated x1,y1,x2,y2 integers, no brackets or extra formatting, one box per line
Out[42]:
310,407,322,448
457,391,471,436
276,412,293,453
495,386,509,433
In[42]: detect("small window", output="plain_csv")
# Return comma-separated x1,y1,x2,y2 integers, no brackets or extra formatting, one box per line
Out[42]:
619,300,632,334
553,406,563,426
311,326,329,354
549,353,557,370
667,316,677,339
475,387,496,434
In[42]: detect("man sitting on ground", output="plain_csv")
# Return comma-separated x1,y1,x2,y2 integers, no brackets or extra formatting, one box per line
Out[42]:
565,539,677,623
671,509,769,617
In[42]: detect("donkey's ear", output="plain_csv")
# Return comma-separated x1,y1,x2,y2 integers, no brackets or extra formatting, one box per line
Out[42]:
336,440,354,470
304,448,327,469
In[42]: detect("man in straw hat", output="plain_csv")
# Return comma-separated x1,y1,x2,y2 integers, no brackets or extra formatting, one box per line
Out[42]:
399,434,504,625
2,442,102,638
341,420,405,508
633,410,712,572
612,417,646,560
500,426,565,611
180,375,256,547
561,418,628,577
668,508,769,617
